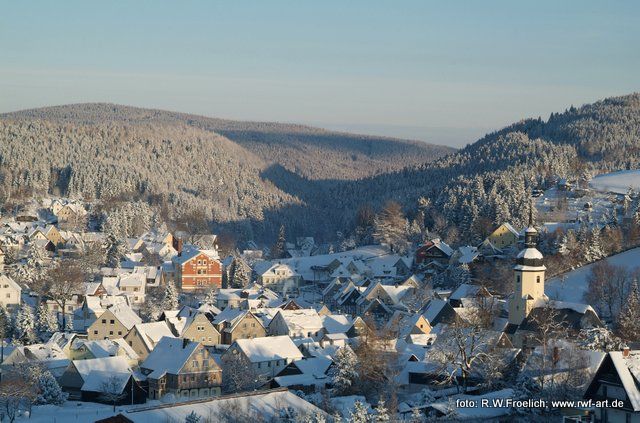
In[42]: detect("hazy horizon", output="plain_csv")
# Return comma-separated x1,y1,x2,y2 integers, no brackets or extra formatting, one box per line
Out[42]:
2,1,639,147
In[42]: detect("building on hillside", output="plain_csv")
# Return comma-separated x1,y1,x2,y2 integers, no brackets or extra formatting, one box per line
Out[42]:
87,303,142,341
140,337,222,400
224,335,304,380
0,274,21,312
257,263,302,295
124,321,176,361
171,246,222,292
485,223,520,250
584,348,640,422
212,308,266,345
415,239,453,266
268,309,324,340
505,218,603,347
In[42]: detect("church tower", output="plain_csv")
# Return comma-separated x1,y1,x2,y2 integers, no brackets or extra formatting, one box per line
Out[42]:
508,208,547,326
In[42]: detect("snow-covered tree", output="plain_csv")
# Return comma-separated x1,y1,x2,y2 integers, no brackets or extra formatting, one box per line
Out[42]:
578,327,626,352
270,225,287,259
374,399,390,422
185,411,202,423
330,345,359,394
419,387,435,406
349,401,371,423
104,231,127,267
617,280,640,343
204,287,216,306
14,304,37,345
409,408,424,423
162,281,179,310
25,242,48,285
584,227,605,263
373,201,409,254
36,303,58,340
35,370,67,405
0,307,12,342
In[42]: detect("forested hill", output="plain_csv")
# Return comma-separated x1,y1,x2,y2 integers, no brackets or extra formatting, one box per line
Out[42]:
0,103,452,241
1,95,638,244
1,103,454,181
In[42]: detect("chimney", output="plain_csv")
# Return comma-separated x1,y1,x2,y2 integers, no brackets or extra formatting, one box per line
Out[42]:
623,347,630,358
183,338,189,349
173,238,183,256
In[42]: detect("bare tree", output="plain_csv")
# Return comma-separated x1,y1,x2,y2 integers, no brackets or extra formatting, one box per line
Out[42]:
100,375,126,412
0,374,35,423
42,260,86,329
221,352,259,393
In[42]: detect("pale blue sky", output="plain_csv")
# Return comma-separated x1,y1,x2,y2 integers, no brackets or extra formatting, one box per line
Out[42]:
1,1,638,147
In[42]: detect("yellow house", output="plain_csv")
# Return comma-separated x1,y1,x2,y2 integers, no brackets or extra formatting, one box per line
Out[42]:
87,304,142,341
124,321,176,361
486,223,520,250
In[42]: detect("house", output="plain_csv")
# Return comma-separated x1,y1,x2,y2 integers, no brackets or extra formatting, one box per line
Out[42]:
2,342,70,378
268,309,324,340
448,284,493,308
224,335,304,379
320,314,354,335
415,239,453,266
171,246,222,292
116,273,146,304
257,263,302,294
69,338,139,367
386,311,431,340
140,337,222,400
55,202,87,223
59,356,144,403
0,274,21,311
124,321,176,361
87,303,142,341
28,225,66,247
212,308,266,345
272,356,333,392
420,299,457,327
169,311,221,346
584,349,640,422
485,223,520,250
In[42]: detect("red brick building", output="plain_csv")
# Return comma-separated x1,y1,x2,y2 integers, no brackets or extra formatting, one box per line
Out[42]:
171,247,222,292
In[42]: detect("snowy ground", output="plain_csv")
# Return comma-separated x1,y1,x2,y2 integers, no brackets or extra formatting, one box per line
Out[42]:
19,390,324,422
590,170,640,194
535,186,618,232
546,247,640,303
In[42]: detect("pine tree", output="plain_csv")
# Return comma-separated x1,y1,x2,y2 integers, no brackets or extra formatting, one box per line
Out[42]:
374,399,390,422
271,225,287,259
185,411,202,423
163,281,180,310
14,304,37,345
584,227,605,263
331,345,359,394
35,370,68,405
617,281,640,342
36,303,58,339
0,306,12,342
231,256,251,288
349,401,370,423
26,242,47,284
558,234,570,256
105,231,127,267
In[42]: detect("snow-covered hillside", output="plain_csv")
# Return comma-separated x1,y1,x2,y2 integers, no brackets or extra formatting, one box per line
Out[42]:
546,247,640,303
590,170,640,194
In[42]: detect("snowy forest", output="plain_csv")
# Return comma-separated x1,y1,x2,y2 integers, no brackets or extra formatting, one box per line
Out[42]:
1,94,640,245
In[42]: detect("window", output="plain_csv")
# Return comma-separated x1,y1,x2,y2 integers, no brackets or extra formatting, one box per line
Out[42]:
536,276,541,284
118,331,122,335
5,293,9,298
102,319,107,324
197,260,202,265
93,330,98,335
110,319,115,325
203,260,207,265
516,275,521,284
109,331,113,335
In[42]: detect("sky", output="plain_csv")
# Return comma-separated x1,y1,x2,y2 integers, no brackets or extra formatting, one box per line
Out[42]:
1,1,639,147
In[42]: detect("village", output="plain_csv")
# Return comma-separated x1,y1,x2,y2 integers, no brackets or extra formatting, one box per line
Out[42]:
0,175,640,423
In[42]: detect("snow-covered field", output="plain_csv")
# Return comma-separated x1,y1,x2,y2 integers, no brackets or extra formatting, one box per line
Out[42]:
590,170,640,194
19,390,324,423
546,247,640,303
535,186,616,232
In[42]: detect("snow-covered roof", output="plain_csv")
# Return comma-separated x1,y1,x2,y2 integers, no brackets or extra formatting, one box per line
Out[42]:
0,274,21,293
132,321,175,351
320,314,353,334
502,223,520,236
141,337,201,379
610,350,640,411
275,309,323,332
449,284,484,301
72,356,132,382
421,299,448,324
172,245,219,266
107,303,142,330
81,370,130,393
516,248,543,260
233,335,304,363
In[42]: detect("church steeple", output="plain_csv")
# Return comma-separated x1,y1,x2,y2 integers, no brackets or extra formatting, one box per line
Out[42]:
508,199,547,326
